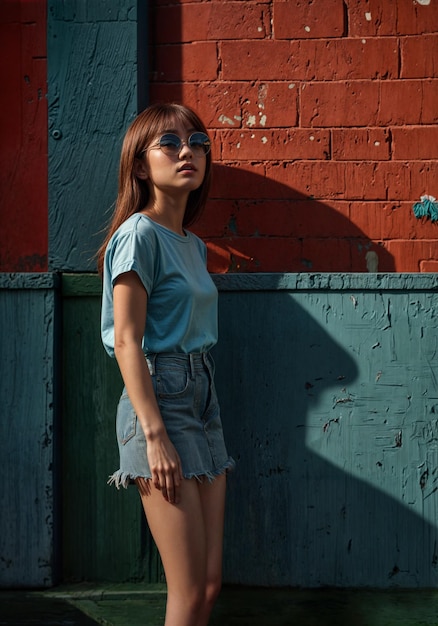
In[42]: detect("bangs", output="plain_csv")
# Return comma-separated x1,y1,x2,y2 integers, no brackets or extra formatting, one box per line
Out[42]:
147,104,208,141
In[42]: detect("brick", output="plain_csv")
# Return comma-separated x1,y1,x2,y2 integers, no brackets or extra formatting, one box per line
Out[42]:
392,127,438,160
221,41,291,81
205,241,230,274
382,161,438,201
401,35,438,79
154,3,270,43
193,200,236,238
291,38,398,81
210,162,273,199
222,237,304,272
274,0,345,39
221,129,330,161
240,82,299,128
347,0,438,37
152,42,218,82
149,82,243,128
420,260,438,272
302,238,357,272
231,199,353,238
302,80,438,128
266,161,390,201
301,82,380,127
332,128,390,161
349,241,395,272
379,80,438,125
346,201,438,241
386,240,438,272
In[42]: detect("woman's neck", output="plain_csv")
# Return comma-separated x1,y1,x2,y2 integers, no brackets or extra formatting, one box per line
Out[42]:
142,198,187,236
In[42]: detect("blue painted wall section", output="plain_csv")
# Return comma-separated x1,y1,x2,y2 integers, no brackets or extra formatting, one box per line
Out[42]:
0,273,60,587
213,274,438,587
56,273,438,588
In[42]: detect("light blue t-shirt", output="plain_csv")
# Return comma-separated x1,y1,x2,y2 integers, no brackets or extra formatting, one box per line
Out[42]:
101,214,218,357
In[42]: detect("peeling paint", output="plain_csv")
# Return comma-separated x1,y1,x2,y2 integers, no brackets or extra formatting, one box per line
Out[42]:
218,114,235,126
259,114,267,126
304,25,311,32
365,12,372,21
261,136,268,144
247,115,256,127
288,83,295,89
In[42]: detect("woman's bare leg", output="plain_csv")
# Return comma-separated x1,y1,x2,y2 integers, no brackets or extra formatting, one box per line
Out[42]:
137,475,226,626
197,474,227,626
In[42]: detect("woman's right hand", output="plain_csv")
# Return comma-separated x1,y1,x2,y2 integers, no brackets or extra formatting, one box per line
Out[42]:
146,432,183,505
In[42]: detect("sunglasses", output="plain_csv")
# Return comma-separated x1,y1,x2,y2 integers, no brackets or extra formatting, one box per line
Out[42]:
148,132,211,156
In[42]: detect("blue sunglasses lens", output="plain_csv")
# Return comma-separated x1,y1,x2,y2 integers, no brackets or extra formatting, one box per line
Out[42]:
158,133,210,154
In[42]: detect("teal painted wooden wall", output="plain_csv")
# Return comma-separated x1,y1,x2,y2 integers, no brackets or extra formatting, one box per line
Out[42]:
47,0,138,271
60,273,438,588
0,274,60,587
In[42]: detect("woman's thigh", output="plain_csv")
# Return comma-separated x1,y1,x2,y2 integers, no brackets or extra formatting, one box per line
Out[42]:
137,478,208,590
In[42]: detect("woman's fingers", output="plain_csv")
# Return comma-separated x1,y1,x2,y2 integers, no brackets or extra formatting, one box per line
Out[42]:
150,451,183,504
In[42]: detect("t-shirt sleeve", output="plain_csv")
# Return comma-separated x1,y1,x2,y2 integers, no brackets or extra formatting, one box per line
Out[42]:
108,228,156,296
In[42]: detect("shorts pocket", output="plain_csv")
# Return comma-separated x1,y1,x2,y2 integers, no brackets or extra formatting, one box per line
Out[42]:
116,392,137,445
156,367,190,398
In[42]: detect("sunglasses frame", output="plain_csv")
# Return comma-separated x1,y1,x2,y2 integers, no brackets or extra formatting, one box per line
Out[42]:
147,132,211,156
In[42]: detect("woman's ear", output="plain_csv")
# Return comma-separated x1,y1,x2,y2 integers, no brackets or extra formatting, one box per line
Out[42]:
134,157,149,181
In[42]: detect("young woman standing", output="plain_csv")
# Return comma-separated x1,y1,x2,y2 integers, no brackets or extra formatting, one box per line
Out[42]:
97,103,234,626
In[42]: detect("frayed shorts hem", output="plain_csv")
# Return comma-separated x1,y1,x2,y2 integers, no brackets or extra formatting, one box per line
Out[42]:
107,457,236,490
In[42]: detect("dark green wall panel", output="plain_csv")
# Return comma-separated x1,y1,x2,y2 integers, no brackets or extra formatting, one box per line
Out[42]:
60,273,438,588
0,274,60,587
47,0,138,272
61,275,162,582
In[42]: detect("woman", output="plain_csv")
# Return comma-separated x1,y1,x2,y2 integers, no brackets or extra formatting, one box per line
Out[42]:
97,103,234,626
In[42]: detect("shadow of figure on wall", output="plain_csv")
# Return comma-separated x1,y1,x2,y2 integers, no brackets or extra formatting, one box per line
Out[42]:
208,165,437,594
194,163,396,274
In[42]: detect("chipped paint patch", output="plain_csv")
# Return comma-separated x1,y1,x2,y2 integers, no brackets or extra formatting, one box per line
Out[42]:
218,114,235,126
365,12,372,21
247,115,256,127
259,114,267,126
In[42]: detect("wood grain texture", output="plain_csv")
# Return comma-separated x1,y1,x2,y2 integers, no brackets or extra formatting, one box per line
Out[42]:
0,274,60,587
60,273,438,587
47,0,137,272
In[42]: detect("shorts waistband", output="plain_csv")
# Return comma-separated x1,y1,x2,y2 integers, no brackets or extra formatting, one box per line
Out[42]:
145,352,212,377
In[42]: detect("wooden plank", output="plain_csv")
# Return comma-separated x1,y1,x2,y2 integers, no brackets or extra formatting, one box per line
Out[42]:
215,285,438,587
60,272,438,587
47,0,137,272
62,292,162,582
0,276,59,587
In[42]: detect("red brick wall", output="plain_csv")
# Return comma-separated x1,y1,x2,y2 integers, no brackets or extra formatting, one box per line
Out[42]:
149,0,438,273
0,0,48,272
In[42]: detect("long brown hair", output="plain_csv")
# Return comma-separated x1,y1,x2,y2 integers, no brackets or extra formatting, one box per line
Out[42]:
97,103,212,275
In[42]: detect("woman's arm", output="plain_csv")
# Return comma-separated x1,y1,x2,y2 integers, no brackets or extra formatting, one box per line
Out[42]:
113,270,183,504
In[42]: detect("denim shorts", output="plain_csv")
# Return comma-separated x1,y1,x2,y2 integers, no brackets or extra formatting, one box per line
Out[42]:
108,352,235,489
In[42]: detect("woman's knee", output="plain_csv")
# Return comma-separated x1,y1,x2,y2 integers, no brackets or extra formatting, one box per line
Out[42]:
205,577,222,607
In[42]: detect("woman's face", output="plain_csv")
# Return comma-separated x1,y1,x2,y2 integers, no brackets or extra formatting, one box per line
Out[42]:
140,119,208,200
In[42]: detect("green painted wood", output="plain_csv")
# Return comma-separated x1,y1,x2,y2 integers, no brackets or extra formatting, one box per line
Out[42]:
61,280,163,582
47,0,138,272
0,273,60,587
60,273,438,587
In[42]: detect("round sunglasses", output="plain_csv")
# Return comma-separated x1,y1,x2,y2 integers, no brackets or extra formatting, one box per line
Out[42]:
148,132,211,156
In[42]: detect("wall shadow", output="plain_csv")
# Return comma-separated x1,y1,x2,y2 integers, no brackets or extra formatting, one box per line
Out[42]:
196,163,395,273
206,167,437,595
